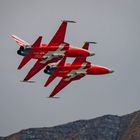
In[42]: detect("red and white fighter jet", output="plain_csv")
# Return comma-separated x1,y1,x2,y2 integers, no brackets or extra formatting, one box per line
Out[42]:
44,42,114,98
12,21,95,82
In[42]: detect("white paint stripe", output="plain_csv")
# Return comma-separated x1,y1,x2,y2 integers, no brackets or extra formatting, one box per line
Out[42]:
17,42,24,46
12,35,29,45
12,36,26,44
64,62,88,81
42,43,66,60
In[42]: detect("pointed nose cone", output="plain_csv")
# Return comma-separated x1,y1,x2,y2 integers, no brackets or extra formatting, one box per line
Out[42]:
109,69,114,73
86,65,114,75
89,52,95,56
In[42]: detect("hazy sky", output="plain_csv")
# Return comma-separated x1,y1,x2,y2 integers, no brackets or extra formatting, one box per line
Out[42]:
0,0,140,136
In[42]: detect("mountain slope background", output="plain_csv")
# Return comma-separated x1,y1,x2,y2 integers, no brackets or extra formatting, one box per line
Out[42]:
1,110,140,140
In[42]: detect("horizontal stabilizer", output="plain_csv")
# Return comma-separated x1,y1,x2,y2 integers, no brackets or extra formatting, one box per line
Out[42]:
17,36,42,69
31,36,42,48
23,60,48,81
17,53,32,69
44,57,66,87
44,75,56,87
49,78,72,97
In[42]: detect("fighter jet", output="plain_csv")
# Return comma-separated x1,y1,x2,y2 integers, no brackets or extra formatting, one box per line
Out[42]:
12,21,95,82
44,42,114,98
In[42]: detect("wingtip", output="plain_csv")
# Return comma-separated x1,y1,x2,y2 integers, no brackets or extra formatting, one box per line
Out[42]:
17,65,22,70
85,41,97,44
17,63,24,70
38,36,43,39
20,80,35,83
11,34,18,40
47,96,60,99
11,34,15,38
62,20,76,23
44,82,49,87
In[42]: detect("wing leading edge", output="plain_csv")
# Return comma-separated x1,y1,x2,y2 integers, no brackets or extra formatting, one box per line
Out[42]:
48,20,76,46
23,21,75,81
48,55,87,97
49,78,72,98
23,60,48,81
49,74,85,98
18,36,42,70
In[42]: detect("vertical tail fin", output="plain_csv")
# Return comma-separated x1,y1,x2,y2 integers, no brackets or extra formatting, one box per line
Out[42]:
11,35,30,47
44,57,67,87
82,41,97,50
18,36,42,69
72,42,97,65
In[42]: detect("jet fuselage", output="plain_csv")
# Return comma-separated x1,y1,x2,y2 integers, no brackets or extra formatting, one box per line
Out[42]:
44,63,114,78
17,44,94,60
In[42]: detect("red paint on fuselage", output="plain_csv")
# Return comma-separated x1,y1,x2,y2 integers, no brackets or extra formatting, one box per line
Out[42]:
56,63,90,71
30,44,91,60
50,63,111,78
86,65,111,75
65,47,91,57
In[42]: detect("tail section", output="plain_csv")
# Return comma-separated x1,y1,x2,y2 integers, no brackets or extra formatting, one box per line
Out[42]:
82,41,97,50
11,35,30,47
72,42,97,65
44,57,67,87
18,36,42,69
